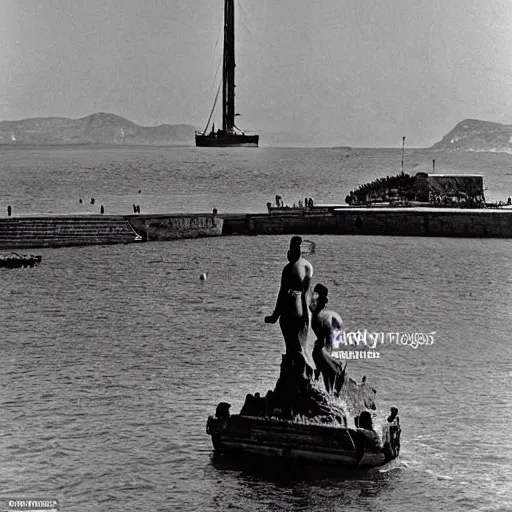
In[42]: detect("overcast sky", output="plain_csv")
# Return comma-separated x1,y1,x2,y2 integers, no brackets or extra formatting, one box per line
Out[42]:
1,0,511,146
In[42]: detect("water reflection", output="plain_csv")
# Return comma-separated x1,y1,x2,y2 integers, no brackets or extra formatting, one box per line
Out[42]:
205,452,408,511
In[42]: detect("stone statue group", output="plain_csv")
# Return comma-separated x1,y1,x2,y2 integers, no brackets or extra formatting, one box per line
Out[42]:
264,235,346,395
259,235,400,458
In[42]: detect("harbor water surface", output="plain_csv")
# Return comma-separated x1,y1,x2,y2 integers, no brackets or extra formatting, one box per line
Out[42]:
0,146,511,511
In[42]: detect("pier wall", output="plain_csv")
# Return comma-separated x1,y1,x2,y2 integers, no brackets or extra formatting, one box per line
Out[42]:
0,216,139,249
126,214,223,241
223,212,339,235
2,209,512,250
0,214,223,249
332,209,512,237
221,209,512,238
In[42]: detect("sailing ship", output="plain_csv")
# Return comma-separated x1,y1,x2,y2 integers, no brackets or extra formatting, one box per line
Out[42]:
195,0,259,147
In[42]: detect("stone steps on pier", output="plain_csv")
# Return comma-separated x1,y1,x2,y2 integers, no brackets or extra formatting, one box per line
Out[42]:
0,216,141,249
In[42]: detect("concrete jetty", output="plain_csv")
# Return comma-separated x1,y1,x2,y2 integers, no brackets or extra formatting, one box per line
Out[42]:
223,207,512,238
1,207,512,249
0,213,222,249
0,215,139,249
127,213,223,242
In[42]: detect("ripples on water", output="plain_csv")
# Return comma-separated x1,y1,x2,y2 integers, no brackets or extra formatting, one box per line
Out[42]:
1,147,512,511
1,237,511,511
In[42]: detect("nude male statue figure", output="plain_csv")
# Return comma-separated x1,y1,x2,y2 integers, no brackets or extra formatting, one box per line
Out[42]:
310,283,346,393
265,236,314,357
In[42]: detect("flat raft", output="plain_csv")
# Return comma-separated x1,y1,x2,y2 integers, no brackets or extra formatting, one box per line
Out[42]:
207,413,401,469
0,253,42,269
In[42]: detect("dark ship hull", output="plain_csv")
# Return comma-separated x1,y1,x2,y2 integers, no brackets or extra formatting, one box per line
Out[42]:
195,131,259,147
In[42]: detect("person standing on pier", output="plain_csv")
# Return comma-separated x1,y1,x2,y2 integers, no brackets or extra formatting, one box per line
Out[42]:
265,236,314,359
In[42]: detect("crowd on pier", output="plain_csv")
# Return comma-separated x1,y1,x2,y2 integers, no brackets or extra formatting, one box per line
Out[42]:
345,171,488,207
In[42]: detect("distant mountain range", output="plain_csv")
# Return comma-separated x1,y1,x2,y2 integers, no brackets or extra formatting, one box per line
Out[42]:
0,112,343,147
431,119,512,152
2,113,512,150
0,113,196,145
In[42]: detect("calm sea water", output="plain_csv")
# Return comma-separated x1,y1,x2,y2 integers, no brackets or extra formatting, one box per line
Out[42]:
1,145,512,215
0,146,512,512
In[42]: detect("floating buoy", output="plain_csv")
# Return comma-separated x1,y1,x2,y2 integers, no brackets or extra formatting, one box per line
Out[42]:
200,272,208,281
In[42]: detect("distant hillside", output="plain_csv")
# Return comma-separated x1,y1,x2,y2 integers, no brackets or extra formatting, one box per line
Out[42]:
0,113,196,145
431,119,512,152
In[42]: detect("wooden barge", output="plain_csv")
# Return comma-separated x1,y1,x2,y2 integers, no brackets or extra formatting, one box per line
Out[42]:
206,412,401,469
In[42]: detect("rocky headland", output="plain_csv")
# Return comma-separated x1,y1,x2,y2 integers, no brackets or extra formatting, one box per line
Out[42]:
431,118,512,153
0,113,195,145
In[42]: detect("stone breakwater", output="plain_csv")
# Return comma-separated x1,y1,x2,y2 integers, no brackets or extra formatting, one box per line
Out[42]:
0,213,222,249
1,207,512,249
126,213,223,242
222,207,512,238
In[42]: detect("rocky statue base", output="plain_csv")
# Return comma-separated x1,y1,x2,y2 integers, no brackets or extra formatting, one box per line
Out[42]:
206,352,401,468
239,353,348,425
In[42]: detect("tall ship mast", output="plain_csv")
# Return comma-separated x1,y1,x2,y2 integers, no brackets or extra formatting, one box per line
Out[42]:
195,0,259,147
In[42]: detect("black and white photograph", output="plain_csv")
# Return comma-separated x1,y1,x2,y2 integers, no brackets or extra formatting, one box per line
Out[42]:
1,1,511,511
